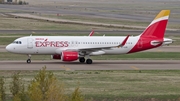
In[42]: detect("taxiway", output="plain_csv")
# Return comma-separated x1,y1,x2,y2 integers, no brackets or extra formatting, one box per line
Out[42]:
0,60,179,70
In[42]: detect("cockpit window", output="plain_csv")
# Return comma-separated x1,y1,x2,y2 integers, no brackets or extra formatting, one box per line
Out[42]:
12,41,22,44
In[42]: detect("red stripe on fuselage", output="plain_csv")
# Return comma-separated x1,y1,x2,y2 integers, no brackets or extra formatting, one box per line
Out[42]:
128,20,168,53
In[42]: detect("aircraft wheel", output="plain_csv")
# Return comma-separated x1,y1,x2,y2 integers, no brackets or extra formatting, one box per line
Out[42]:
27,59,31,63
86,59,92,64
79,57,85,63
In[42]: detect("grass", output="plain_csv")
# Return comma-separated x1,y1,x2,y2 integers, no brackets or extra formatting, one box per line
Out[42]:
30,13,180,30
42,14,149,26
1,70,180,101
0,37,18,45
0,52,180,60
59,70,180,100
0,15,117,30
0,52,51,60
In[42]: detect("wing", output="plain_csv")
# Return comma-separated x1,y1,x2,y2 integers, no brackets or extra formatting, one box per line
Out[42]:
65,35,130,53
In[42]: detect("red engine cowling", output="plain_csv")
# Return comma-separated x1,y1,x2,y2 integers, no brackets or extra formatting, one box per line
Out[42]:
61,51,79,61
52,54,61,59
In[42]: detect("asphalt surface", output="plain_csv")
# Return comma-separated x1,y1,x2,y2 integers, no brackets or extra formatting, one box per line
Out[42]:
0,30,179,35
0,30,143,34
0,60,179,70
0,4,158,22
0,2,180,24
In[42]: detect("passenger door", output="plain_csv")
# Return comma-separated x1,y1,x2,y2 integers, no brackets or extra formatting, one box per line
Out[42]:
27,38,33,49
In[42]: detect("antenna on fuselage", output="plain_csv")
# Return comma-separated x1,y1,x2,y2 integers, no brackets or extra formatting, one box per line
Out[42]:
30,31,35,36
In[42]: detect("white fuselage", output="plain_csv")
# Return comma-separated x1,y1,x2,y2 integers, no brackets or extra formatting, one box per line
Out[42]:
6,36,172,55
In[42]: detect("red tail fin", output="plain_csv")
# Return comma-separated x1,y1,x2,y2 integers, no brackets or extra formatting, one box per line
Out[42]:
128,10,170,53
140,10,170,39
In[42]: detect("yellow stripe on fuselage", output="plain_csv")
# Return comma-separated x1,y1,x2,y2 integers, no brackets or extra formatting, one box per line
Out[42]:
154,10,170,20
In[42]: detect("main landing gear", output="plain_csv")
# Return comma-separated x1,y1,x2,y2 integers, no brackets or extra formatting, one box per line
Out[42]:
79,57,85,63
79,57,93,64
27,54,31,63
86,59,92,64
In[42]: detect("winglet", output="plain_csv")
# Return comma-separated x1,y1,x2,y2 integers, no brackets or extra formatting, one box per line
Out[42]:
117,35,130,48
89,30,94,36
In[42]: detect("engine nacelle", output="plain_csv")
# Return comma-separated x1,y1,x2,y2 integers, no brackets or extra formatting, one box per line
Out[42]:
51,54,61,59
61,51,79,61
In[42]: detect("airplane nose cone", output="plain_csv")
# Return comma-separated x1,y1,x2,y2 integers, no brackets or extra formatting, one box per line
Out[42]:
6,45,12,52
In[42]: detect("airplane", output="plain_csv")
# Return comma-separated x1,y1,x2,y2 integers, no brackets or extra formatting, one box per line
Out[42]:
6,10,173,64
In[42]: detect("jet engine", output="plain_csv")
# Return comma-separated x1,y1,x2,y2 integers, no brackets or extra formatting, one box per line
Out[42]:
51,54,61,59
61,51,79,61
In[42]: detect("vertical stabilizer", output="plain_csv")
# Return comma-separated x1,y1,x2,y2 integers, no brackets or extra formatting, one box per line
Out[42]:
128,10,171,53
140,10,170,38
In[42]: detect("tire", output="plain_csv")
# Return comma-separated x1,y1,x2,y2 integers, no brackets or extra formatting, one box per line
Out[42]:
86,59,92,64
27,59,31,63
79,57,85,63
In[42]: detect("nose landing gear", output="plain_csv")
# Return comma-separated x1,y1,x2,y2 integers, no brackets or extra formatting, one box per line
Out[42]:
27,59,31,63
27,54,31,63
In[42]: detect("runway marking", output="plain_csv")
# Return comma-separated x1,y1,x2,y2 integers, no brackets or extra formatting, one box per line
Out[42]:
60,65,71,71
130,66,139,70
